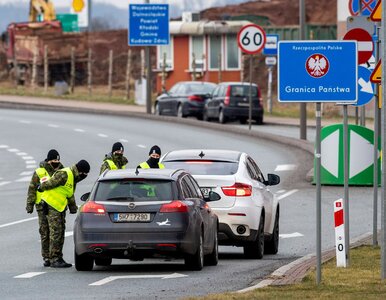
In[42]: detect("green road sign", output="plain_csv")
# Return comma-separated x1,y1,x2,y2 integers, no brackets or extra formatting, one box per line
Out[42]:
56,14,79,32
314,124,380,185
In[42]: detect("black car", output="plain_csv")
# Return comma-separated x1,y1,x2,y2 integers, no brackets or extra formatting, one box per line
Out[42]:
203,82,264,124
155,81,217,120
73,168,220,271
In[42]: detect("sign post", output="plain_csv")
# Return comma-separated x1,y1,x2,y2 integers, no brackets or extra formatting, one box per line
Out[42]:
237,24,266,130
334,199,347,267
263,35,278,114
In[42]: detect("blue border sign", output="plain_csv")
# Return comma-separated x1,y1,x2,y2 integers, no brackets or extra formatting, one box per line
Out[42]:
263,34,279,56
278,41,358,103
128,4,169,46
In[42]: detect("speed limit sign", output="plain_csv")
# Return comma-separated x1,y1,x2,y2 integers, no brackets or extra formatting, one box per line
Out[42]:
237,24,266,54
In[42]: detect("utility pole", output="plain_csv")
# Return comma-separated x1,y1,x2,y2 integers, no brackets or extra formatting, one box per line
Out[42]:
299,0,307,140
145,0,152,114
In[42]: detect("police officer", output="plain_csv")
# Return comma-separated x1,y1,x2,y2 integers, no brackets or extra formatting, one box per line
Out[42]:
26,149,63,267
39,159,90,268
137,145,165,169
99,142,128,174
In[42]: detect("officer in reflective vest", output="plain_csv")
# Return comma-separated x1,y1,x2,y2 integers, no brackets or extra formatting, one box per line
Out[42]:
99,142,128,174
137,145,165,169
39,159,90,268
26,149,63,267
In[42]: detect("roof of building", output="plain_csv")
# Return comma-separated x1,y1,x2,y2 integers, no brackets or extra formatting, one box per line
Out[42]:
170,20,252,36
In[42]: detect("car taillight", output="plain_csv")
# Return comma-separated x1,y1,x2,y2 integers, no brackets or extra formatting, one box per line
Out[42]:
257,88,262,106
221,183,252,197
160,201,188,213
224,86,231,106
188,95,203,102
80,202,106,214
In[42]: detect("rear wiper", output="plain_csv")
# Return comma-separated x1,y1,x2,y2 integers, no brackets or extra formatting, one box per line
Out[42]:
106,196,135,201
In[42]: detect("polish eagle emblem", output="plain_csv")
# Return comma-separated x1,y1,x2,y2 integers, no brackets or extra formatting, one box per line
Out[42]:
306,54,329,78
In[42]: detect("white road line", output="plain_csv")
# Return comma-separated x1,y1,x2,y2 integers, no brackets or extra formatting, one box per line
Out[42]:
274,164,297,172
0,145,9,148
89,273,188,286
74,128,85,133
137,144,146,148
26,160,37,164
0,217,37,228
19,120,32,124
14,272,45,279
279,232,304,239
65,231,73,237
16,176,31,182
17,152,27,156
0,182,11,187
22,156,34,160
7,148,19,152
277,189,298,201
276,190,286,194
26,165,37,169
20,171,33,176
119,139,129,143
48,124,59,128
98,133,108,138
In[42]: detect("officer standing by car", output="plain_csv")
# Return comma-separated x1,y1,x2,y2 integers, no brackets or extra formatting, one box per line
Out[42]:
137,145,165,169
26,149,63,267
39,159,90,268
99,142,128,174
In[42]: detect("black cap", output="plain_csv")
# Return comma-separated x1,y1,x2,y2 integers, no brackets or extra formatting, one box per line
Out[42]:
149,145,161,156
47,149,60,161
76,160,90,173
112,142,124,153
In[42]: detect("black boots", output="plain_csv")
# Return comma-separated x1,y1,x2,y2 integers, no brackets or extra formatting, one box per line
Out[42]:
51,258,72,268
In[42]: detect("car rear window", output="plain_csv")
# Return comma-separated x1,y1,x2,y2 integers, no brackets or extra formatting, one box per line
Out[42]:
163,161,238,175
187,83,216,94
231,85,258,97
94,179,174,202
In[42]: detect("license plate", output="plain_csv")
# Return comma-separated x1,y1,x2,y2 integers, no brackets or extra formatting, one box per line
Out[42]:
200,187,212,197
238,102,249,107
114,213,151,222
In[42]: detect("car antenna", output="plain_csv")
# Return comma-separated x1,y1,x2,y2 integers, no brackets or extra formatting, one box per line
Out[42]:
199,151,205,159
135,167,139,176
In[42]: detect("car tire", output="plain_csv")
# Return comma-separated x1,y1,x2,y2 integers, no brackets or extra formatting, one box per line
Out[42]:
239,118,247,124
243,214,264,259
154,103,161,115
219,109,227,124
75,251,94,271
264,207,279,255
185,232,204,271
94,257,112,266
177,104,187,118
204,227,218,266
255,115,263,125
196,114,204,121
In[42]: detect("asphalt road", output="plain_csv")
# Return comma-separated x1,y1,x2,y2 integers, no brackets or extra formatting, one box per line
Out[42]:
0,108,375,299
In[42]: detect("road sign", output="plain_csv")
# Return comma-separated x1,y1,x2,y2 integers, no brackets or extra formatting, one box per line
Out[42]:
371,59,382,83
347,16,377,37
379,85,383,108
128,4,169,46
71,0,88,27
56,14,79,32
237,24,266,54
354,66,374,106
343,28,374,64
263,34,279,56
265,56,277,66
349,0,378,16
316,124,381,185
371,0,382,21
334,199,346,267
72,0,85,13
278,41,357,103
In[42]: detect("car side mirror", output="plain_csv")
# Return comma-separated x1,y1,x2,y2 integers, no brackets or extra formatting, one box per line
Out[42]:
80,192,90,202
265,174,280,186
206,191,221,201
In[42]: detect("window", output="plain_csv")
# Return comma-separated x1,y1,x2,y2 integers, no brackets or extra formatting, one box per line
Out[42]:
209,35,222,70
226,34,240,69
163,160,239,175
181,177,195,198
186,175,203,199
248,157,265,183
190,36,205,71
169,83,180,95
157,38,173,70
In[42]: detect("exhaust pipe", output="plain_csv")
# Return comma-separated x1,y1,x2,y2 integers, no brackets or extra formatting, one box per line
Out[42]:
93,248,103,254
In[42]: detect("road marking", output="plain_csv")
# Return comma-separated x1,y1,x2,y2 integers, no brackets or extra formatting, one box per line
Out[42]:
0,217,37,229
16,176,31,182
20,171,33,176
7,148,19,152
19,120,31,124
65,231,73,237
98,133,108,138
74,128,85,133
26,165,37,169
0,145,9,148
276,190,286,194
89,273,188,286
277,189,298,201
26,160,37,164
274,164,297,171
120,139,129,143
22,156,34,160
48,124,59,128
14,272,46,279
17,152,27,156
279,232,304,239
0,181,11,186
137,144,146,148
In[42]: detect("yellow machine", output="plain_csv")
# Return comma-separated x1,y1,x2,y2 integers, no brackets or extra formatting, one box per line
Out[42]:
29,0,56,22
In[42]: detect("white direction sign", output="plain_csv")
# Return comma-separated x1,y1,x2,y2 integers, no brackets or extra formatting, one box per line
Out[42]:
237,24,266,54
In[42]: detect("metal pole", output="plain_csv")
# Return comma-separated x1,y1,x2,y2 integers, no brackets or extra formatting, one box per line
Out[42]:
358,0,366,126
249,54,252,130
316,102,322,284
145,0,152,114
343,105,350,266
299,0,307,140
267,66,273,114
88,0,92,32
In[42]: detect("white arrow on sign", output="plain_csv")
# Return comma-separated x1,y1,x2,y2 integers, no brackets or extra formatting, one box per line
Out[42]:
89,273,188,286
358,78,374,94
321,129,340,178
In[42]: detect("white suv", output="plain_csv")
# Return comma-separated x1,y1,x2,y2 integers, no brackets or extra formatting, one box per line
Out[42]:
161,149,280,259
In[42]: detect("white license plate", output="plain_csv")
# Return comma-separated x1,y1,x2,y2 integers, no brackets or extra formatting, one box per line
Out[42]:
200,187,212,197
238,102,250,107
114,213,151,222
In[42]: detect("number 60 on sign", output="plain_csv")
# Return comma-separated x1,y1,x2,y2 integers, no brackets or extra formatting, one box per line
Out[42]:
237,24,266,54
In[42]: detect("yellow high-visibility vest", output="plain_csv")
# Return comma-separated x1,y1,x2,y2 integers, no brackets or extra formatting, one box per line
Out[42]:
106,159,126,170
35,167,50,204
139,162,165,169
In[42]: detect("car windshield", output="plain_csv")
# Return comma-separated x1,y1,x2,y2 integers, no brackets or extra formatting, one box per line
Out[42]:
94,179,174,202
163,161,238,175
231,85,258,97
186,83,216,94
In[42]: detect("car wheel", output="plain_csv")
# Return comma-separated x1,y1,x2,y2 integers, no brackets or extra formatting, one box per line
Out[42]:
203,109,210,122
204,226,218,266
239,118,247,124
244,214,264,259
154,103,161,115
255,115,263,125
264,207,279,255
219,109,227,124
75,251,94,271
185,232,204,271
94,257,112,266
177,104,187,118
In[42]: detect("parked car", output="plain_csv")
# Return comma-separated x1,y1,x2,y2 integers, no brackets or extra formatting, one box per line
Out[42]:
74,168,220,271
161,149,280,259
203,82,264,124
155,81,217,120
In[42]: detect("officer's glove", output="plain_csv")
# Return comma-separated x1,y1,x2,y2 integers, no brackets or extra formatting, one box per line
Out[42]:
37,185,43,193
26,205,34,214
69,205,78,214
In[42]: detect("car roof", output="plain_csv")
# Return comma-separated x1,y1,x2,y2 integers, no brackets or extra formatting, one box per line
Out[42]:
218,82,258,87
178,81,217,86
162,149,242,162
98,168,184,181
